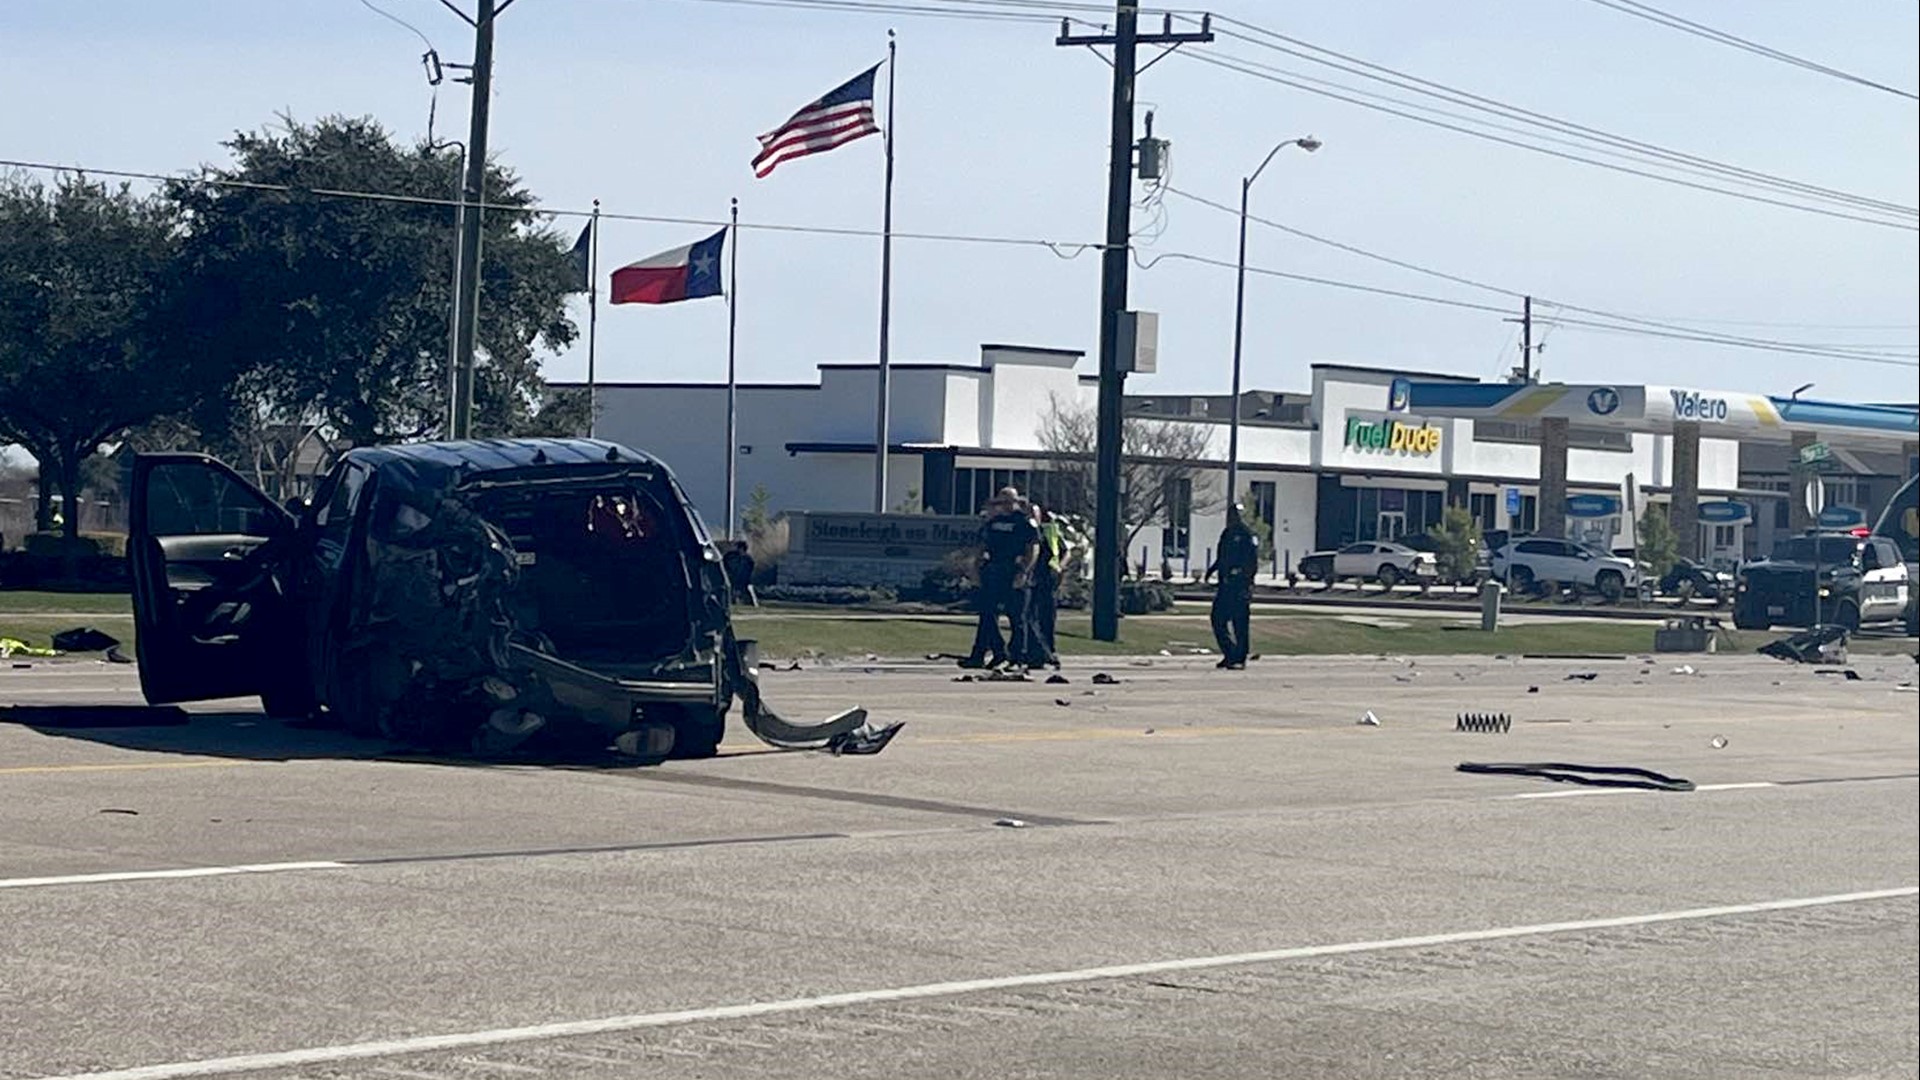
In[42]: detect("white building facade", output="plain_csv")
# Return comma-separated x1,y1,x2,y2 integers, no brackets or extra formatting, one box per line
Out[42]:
577,343,1757,579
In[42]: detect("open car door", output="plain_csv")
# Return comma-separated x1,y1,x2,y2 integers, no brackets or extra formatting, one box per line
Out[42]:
129,453,298,705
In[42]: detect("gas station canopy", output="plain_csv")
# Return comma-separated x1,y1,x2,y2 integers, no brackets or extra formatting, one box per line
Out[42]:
1401,381,1918,447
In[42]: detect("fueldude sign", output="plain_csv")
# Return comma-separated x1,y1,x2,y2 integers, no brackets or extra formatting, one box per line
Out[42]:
1344,416,1442,455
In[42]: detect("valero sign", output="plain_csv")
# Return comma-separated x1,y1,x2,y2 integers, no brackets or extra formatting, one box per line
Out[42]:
1345,416,1442,455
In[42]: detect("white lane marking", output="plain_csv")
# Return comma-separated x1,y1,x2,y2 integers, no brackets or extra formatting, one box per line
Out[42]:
1503,780,1779,800
35,886,1918,1080
0,862,347,891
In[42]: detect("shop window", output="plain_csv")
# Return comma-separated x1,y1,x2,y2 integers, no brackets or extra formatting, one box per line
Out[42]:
1162,476,1192,558
1469,492,1497,530
1249,480,1277,533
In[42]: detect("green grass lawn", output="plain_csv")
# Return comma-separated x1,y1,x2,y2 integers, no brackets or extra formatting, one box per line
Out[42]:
0,591,132,615
4,593,1909,660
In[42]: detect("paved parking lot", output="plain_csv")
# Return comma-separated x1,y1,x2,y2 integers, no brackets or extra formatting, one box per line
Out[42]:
2,651,1915,1079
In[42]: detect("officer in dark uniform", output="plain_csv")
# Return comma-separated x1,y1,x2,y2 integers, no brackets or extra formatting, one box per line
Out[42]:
1205,504,1259,670
961,487,1039,670
721,540,757,607
1026,504,1063,669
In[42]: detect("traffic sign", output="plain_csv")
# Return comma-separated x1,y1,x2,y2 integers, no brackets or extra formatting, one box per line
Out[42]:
1805,475,1825,518
1797,441,1831,465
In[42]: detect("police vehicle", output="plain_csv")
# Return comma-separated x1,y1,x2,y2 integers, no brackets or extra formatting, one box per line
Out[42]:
1732,527,1911,632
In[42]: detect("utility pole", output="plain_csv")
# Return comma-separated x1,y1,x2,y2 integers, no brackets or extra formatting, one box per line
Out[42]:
1504,294,1537,383
1521,294,1532,383
1056,4,1212,642
443,0,519,439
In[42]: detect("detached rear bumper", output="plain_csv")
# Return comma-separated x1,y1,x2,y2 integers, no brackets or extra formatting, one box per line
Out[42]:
508,644,723,731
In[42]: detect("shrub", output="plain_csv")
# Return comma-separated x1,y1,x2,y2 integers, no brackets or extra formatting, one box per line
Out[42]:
917,547,980,604
1424,506,1481,584
757,584,897,606
1120,579,1175,614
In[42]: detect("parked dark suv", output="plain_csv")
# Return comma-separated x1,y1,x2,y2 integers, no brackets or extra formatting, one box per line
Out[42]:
128,439,895,759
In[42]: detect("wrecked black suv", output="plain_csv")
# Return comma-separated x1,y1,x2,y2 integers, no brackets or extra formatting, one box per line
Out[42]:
128,438,896,759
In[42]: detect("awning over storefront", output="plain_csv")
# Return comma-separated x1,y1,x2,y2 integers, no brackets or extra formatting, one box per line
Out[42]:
1401,380,1918,446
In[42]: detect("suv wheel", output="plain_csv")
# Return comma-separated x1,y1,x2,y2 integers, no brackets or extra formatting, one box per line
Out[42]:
1508,565,1535,593
654,703,726,759
1594,569,1625,603
1832,597,1862,634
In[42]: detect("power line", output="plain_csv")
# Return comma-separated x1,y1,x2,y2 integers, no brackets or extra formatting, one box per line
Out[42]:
655,0,1058,22
1180,49,1917,232
1174,17,1915,227
1579,0,1919,102
355,0,439,49
0,156,1103,255
1160,182,1920,364
1200,13,1917,217
10,155,1911,370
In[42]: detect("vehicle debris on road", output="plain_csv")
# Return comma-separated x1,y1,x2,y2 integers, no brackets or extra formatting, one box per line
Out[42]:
51,627,122,653
1758,625,1850,665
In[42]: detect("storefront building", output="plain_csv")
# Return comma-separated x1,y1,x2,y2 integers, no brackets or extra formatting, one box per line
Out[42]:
575,345,1909,583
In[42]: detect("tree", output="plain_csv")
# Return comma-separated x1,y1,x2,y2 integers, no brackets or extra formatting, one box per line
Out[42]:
1425,504,1482,584
1036,393,1223,552
166,115,581,455
0,173,194,540
1638,503,1679,578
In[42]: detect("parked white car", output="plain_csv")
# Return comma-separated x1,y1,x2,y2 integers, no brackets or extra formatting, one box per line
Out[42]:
1322,540,1439,589
1492,537,1641,602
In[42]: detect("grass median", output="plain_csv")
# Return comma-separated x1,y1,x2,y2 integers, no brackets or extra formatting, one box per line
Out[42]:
3,591,1910,659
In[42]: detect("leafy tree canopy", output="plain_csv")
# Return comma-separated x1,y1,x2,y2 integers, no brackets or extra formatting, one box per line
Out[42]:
167,114,584,455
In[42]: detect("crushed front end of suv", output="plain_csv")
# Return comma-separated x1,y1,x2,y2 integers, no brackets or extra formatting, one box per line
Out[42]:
127,439,899,760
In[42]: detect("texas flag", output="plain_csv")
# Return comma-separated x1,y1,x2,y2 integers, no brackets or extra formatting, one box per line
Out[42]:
609,227,727,305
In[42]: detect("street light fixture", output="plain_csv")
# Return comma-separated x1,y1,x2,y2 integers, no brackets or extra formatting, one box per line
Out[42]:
1227,135,1319,502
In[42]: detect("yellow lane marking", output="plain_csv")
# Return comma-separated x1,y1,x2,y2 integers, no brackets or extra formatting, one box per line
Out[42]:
0,760,241,777
913,726,1308,746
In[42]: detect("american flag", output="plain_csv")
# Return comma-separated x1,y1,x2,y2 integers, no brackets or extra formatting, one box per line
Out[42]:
752,64,882,179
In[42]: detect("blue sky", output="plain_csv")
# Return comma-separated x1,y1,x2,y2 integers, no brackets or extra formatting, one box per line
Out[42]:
4,0,1915,404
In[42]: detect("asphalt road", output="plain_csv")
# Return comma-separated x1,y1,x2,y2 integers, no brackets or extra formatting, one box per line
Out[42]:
2,650,1915,1079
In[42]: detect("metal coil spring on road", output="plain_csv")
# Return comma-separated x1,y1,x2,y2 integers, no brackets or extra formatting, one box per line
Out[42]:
1455,712,1512,733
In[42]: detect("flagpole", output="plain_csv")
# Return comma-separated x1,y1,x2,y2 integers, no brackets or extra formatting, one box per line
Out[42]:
871,30,897,514
587,199,601,439
726,197,740,538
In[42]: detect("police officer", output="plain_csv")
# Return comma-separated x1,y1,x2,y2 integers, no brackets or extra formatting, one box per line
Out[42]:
1026,503,1063,669
961,487,1039,670
721,540,758,607
1205,504,1259,670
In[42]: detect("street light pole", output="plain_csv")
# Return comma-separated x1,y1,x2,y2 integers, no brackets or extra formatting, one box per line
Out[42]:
1226,135,1318,501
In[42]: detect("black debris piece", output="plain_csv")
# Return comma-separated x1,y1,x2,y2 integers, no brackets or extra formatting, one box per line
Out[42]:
1527,686,1540,693
1564,672,1599,681
52,627,121,653
1455,712,1512,733
105,646,135,664
827,721,905,756
1457,761,1695,792
1814,668,1863,681
1054,698,1071,707
1046,673,1069,685
1758,624,1849,664
97,808,140,816
1092,672,1120,685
